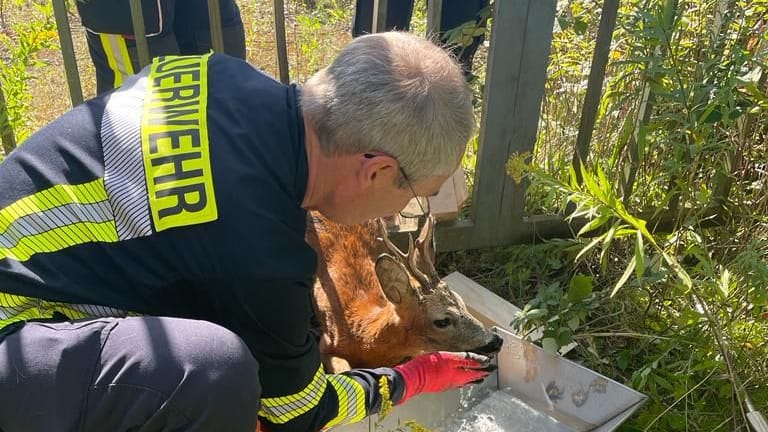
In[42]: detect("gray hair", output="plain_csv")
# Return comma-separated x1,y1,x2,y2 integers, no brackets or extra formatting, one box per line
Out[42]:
301,31,475,184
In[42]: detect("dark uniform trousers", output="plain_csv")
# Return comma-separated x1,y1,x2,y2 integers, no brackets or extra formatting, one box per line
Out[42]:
0,317,260,432
77,0,247,95
352,0,489,77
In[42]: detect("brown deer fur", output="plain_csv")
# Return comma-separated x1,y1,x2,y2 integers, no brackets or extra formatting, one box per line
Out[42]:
306,213,502,373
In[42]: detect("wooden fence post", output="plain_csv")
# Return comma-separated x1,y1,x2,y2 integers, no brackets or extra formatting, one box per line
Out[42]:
427,0,443,39
373,0,388,33
274,0,290,84
51,0,83,107
572,0,619,183
206,0,225,53
129,0,150,68
436,0,557,251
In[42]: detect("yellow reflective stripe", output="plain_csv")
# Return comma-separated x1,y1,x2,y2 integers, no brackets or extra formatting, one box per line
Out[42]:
100,34,123,88
259,365,327,424
142,54,218,232
0,179,118,262
116,35,135,76
323,375,367,429
0,291,134,330
0,221,118,262
0,180,108,233
100,34,134,88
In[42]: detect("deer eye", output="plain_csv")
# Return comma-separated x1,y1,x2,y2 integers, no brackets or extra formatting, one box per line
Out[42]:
433,318,453,329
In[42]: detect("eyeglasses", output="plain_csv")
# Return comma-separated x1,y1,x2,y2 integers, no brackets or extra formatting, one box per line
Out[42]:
363,153,430,219
398,166,430,219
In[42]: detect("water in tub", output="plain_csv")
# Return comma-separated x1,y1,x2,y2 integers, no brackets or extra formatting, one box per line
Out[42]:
436,387,577,432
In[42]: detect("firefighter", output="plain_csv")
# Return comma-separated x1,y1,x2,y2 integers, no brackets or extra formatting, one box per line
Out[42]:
0,32,494,432
75,0,246,94
352,0,489,78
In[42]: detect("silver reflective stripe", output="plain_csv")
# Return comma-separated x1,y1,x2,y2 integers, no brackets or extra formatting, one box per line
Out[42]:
0,201,113,249
101,34,134,80
102,71,153,240
325,374,367,427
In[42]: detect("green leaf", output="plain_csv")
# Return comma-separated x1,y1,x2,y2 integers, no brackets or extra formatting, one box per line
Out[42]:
635,230,645,280
752,288,768,306
574,236,602,262
524,308,549,320
600,224,618,271
661,252,693,289
653,374,674,391
617,350,630,370
573,19,588,35
718,267,730,299
567,316,580,331
556,328,573,346
542,338,559,355
577,213,610,237
569,274,594,302
612,255,637,297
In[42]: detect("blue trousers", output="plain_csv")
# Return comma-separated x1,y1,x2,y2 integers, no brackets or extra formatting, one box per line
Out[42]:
0,317,260,432
352,0,489,76
77,0,246,94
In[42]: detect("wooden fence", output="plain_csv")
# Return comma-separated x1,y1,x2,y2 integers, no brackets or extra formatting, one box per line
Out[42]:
0,0,730,252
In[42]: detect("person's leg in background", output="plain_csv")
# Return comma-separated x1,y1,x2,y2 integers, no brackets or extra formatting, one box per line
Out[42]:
350,0,489,79
76,0,180,95
439,0,490,79
352,0,415,37
0,317,260,432
175,0,246,60
84,31,181,95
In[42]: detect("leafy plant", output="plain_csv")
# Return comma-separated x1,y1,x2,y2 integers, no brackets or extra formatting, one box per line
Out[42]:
508,156,767,430
512,273,599,354
0,0,57,150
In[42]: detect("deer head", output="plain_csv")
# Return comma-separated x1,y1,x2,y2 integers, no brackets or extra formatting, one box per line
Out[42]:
373,216,503,363
308,212,502,372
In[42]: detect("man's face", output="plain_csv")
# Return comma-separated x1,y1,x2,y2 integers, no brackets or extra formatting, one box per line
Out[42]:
321,168,448,225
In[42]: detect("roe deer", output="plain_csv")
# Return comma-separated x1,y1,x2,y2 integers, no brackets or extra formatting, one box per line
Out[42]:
307,213,503,373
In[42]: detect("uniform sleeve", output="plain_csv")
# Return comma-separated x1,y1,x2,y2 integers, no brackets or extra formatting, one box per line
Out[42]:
213,278,406,432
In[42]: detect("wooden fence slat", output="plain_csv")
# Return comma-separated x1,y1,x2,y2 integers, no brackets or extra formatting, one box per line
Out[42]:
468,0,528,247
497,0,557,237
273,0,290,84
129,0,150,68
572,0,619,183
427,0,443,39
207,0,225,53
51,0,83,107
469,0,556,248
373,0,388,33
434,218,475,251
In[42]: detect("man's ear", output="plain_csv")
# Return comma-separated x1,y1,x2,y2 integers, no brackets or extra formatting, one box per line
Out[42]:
359,154,398,188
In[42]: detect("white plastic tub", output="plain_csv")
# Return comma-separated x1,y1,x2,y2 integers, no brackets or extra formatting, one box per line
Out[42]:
334,327,646,432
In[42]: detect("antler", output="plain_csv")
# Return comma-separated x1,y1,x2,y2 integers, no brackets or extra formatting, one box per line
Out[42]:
377,218,434,291
377,218,408,262
415,216,438,282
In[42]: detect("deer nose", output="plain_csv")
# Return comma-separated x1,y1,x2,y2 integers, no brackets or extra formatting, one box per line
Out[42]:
470,333,504,356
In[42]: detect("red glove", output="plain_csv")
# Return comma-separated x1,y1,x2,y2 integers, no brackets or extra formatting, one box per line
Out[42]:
393,351,495,404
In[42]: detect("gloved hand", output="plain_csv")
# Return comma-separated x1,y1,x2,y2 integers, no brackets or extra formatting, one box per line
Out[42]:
393,351,495,404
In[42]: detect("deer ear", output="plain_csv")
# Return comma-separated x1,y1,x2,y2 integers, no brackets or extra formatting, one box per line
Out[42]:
375,254,412,305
